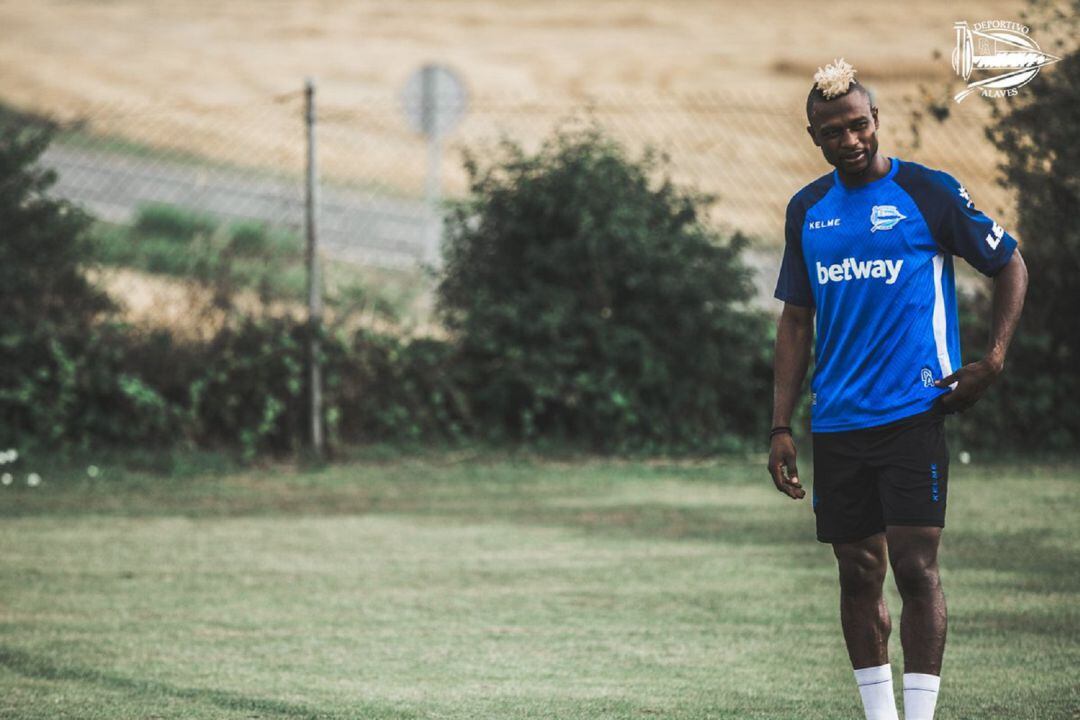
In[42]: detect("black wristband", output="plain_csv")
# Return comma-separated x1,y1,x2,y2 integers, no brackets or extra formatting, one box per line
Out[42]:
769,426,793,441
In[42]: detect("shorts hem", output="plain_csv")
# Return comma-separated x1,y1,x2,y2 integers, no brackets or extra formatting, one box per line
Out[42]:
884,519,946,529
816,528,886,545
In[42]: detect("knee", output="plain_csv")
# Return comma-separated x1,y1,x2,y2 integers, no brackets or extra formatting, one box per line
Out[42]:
835,548,887,598
892,555,941,599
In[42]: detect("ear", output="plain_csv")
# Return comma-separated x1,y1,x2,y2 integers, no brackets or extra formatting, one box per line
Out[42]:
806,124,820,147
871,106,879,129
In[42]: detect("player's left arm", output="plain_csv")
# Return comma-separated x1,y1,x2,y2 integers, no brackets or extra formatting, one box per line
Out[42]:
935,249,1028,412
923,169,1029,411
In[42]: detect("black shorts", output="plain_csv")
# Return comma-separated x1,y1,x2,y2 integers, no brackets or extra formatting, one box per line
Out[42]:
811,405,948,544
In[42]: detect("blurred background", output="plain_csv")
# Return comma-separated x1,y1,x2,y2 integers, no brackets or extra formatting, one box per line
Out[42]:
1,0,1020,274
7,0,1070,458
1,2,1078,719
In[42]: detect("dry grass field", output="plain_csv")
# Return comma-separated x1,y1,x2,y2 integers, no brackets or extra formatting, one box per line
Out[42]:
0,0,1031,238
0,1,1026,110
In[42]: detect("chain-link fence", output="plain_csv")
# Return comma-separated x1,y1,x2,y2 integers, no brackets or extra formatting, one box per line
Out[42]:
39,85,1015,281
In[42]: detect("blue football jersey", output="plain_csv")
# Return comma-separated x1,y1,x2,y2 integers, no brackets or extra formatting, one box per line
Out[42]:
774,158,1017,432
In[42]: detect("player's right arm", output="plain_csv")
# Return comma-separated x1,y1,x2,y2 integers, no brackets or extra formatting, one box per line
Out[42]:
769,302,812,500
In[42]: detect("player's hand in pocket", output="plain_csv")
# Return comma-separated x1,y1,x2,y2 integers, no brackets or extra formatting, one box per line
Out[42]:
934,357,1003,413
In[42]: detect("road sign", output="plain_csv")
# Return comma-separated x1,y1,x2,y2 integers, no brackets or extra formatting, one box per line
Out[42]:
402,64,468,137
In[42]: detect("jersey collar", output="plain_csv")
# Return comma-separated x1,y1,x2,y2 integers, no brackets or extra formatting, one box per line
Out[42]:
833,156,898,192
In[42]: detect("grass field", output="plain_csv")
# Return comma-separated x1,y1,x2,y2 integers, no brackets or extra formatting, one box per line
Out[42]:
0,451,1076,719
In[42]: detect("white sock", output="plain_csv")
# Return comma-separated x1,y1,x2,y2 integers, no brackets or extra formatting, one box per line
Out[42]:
853,663,899,720
903,673,941,720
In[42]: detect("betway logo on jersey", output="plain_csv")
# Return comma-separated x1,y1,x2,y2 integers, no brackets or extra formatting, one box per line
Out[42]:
816,257,904,285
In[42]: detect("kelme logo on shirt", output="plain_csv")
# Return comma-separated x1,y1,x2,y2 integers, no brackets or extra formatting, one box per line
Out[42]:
816,258,904,285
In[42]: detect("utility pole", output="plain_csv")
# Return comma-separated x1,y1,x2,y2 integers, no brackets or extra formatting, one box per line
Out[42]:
304,77,324,458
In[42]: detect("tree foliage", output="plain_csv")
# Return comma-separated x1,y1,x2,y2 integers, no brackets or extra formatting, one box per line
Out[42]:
437,126,771,450
0,113,111,332
961,4,1080,451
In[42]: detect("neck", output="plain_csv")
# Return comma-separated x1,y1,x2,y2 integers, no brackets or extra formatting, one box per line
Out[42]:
837,153,890,188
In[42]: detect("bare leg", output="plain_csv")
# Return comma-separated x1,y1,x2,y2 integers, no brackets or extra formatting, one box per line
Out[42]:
833,532,891,668
886,526,946,675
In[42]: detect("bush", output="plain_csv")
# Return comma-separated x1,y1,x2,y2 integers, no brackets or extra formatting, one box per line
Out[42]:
331,332,472,444
437,125,771,451
227,221,300,259
132,203,216,242
0,323,186,449
186,318,309,459
0,114,111,334
0,109,119,448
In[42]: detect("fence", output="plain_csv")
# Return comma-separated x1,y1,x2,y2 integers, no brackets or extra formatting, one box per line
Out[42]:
39,84,1015,277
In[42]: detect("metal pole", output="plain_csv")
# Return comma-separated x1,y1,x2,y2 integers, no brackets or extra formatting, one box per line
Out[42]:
304,77,324,457
422,66,442,264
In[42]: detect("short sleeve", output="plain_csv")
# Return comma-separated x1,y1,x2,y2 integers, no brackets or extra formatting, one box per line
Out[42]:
928,171,1018,277
774,199,815,307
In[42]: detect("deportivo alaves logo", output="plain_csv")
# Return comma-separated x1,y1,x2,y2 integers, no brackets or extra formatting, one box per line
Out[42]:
816,258,904,285
870,205,906,232
952,20,1060,102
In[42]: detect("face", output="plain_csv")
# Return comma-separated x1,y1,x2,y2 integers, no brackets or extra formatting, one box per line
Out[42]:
806,91,880,177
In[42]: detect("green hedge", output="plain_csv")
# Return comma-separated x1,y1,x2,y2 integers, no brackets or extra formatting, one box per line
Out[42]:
436,126,772,452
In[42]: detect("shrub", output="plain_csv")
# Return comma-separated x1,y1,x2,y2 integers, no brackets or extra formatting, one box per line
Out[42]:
0,324,186,449
0,113,111,334
132,203,217,242
331,332,471,443
437,125,772,451
0,109,118,447
187,318,309,459
228,221,273,256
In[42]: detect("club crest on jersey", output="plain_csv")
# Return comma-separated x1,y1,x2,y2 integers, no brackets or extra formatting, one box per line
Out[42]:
870,205,907,232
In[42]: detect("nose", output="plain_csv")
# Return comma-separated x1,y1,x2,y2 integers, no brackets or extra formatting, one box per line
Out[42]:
840,129,860,148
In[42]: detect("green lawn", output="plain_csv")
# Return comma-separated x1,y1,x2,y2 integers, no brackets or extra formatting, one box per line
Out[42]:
0,453,1077,719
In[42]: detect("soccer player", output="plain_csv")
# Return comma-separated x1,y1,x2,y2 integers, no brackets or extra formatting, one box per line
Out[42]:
768,59,1028,720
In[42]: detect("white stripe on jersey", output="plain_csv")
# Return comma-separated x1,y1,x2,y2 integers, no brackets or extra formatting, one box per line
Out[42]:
932,253,955,385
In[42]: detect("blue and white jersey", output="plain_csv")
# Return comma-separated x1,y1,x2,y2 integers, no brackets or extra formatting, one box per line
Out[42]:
774,158,1017,432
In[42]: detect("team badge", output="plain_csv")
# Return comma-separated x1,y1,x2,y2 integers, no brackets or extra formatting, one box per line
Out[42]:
870,205,906,232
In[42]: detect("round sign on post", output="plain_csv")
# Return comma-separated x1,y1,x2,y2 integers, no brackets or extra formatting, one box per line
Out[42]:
401,64,468,265
402,64,468,138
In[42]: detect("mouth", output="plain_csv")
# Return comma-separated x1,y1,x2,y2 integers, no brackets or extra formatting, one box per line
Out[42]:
841,150,867,165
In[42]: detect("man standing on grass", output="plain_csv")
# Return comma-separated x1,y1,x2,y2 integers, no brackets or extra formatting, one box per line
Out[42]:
767,59,1028,720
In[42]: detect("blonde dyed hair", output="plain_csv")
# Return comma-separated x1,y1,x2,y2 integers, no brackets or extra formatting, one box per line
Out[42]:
813,58,858,99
